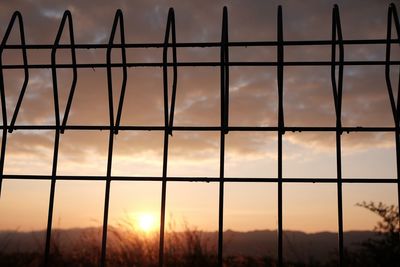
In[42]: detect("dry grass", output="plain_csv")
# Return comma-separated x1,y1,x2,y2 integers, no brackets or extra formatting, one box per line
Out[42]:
1,202,398,267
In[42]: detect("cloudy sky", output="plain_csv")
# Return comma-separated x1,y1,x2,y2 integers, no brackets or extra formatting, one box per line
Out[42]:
0,0,398,238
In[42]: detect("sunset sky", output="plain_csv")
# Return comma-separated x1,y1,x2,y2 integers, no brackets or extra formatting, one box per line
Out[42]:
0,0,399,235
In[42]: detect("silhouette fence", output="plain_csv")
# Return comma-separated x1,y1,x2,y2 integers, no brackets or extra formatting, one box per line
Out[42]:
0,3,399,267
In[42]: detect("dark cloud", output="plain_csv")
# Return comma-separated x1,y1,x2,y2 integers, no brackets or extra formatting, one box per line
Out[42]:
0,0,397,172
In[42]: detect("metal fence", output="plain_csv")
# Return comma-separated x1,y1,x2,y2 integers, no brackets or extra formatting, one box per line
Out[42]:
0,3,399,267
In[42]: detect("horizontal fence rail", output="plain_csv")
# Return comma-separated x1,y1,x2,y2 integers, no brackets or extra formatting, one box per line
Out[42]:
0,3,399,267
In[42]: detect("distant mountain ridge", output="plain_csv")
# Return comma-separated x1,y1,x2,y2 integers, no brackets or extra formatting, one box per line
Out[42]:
0,228,377,264
222,229,376,262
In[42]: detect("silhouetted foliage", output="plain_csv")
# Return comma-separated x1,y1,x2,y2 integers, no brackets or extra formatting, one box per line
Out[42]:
344,202,399,267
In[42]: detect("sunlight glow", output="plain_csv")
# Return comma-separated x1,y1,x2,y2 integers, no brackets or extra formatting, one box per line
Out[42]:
137,213,156,232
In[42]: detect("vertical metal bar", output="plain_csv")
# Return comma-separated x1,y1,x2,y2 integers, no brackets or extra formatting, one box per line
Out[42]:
218,131,226,267
158,132,169,267
60,14,78,134
114,11,127,135
159,8,177,267
100,10,124,267
0,12,25,197
167,10,178,136
44,131,60,266
331,5,344,266
277,6,284,267
218,6,228,267
0,47,8,198
101,14,127,262
158,10,171,267
385,6,398,124
392,4,400,234
44,10,72,266
223,7,229,136
8,13,29,133
0,125,6,198
385,3,400,231
100,129,114,267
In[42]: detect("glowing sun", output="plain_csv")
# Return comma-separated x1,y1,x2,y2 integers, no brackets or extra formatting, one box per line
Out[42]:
137,213,156,232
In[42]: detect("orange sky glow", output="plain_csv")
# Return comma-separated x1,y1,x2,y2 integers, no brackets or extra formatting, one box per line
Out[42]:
0,0,399,236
